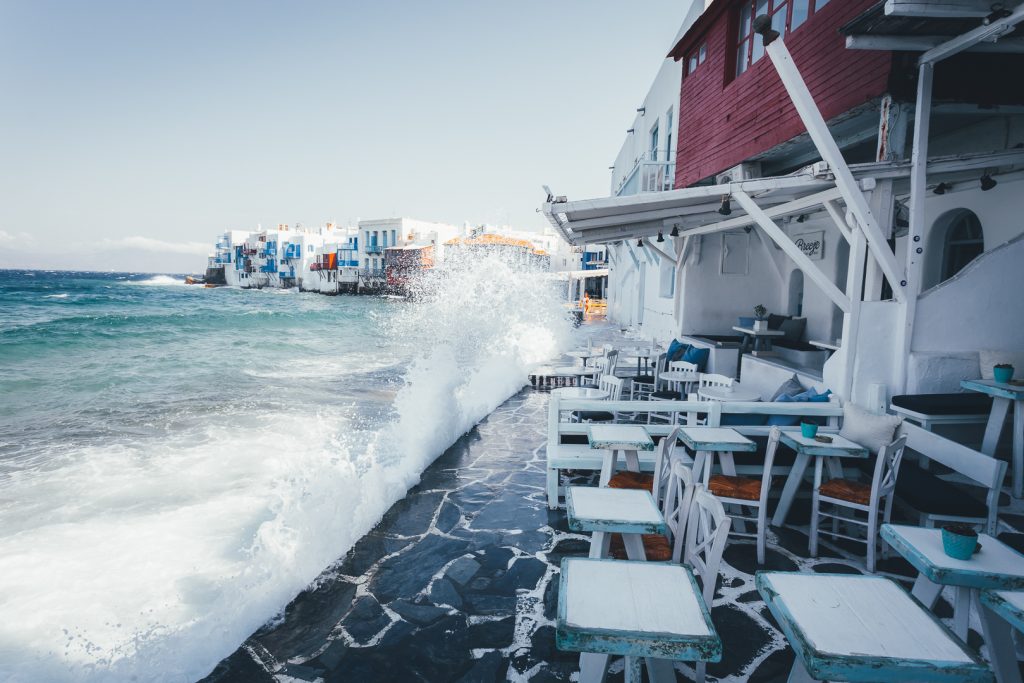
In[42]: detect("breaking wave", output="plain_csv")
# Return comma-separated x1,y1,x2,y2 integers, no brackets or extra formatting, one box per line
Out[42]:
128,275,186,286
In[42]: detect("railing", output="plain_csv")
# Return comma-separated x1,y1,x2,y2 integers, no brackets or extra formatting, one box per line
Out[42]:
615,151,676,197
365,245,383,254
361,268,385,277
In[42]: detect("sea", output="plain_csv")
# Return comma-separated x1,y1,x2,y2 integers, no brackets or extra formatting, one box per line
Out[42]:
0,261,571,682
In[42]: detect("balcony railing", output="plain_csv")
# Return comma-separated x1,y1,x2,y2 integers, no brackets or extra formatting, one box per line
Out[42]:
365,244,383,254
615,151,676,197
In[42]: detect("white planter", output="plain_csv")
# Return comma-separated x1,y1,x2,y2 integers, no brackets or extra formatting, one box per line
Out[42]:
753,319,768,332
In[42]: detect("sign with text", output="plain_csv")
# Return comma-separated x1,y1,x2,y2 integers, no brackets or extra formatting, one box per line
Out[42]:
794,231,824,260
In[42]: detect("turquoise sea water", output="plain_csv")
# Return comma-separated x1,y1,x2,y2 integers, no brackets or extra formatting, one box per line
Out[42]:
0,266,570,682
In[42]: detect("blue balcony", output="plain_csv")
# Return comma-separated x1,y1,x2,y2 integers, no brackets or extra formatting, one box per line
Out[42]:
259,260,278,274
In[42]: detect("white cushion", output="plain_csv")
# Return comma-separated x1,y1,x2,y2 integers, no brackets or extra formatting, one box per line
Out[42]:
979,350,1024,379
839,403,902,454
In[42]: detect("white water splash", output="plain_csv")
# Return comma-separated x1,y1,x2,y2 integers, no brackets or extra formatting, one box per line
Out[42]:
128,275,187,287
0,256,571,682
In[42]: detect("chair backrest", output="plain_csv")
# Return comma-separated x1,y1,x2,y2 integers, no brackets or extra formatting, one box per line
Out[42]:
666,459,696,563
684,488,731,605
651,352,669,381
871,434,908,501
597,374,624,401
699,373,734,390
668,360,698,373
604,350,619,376
652,426,682,503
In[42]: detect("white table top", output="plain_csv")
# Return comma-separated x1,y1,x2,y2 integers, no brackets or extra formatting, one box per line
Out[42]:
758,572,981,670
660,370,700,383
882,524,1024,590
961,378,1024,401
566,487,666,535
551,387,609,399
678,426,757,452
809,339,841,351
732,326,785,337
780,430,868,458
699,386,761,402
562,558,712,638
553,366,600,376
588,424,654,451
566,349,604,359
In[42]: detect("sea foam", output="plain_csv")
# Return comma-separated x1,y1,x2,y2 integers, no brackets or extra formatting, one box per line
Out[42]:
0,256,570,682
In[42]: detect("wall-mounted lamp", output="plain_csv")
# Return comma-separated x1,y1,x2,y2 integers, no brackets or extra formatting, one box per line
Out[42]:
670,224,680,237
656,231,665,243
980,174,997,191
608,166,615,171
627,128,635,134
636,238,643,247
796,214,807,223
636,107,646,115
933,182,948,195
718,196,732,216
752,15,780,45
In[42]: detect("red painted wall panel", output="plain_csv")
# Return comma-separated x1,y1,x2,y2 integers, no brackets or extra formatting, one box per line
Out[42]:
674,0,891,188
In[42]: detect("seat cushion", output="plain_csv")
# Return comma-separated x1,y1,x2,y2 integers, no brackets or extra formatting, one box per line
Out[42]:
709,474,761,501
561,434,589,445
631,375,654,385
818,478,872,505
608,471,654,491
896,466,988,518
650,389,680,400
609,533,672,561
576,410,615,422
997,532,1024,555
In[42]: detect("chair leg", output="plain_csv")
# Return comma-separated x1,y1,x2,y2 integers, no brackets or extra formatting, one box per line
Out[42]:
547,469,560,510
695,661,706,683
757,503,767,565
809,491,820,558
866,505,879,573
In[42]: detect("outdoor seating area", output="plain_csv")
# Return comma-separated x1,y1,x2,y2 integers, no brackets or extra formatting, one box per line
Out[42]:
542,329,1024,682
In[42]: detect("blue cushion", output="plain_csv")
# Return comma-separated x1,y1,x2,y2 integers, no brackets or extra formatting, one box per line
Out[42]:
766,392,808,426
681,346,710,372
667,339,689,362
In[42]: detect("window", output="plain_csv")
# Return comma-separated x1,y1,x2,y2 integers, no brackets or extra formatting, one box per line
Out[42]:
734,0,829,78
391,229,397,245
650,123,659,161
686,42,707,75
940,210,984,282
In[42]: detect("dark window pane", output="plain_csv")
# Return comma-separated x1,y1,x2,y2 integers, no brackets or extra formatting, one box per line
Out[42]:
792,0,809,28
772,2,788,34
752,34,765,62
689,55,698,73
816,0,829,8
699,43,707,64
737,42,749,75
739,3,752,39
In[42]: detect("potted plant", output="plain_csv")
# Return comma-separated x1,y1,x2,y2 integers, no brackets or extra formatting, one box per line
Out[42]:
753,304,768,331
800,421,818,439
941,524,978,560
994,363,1015,384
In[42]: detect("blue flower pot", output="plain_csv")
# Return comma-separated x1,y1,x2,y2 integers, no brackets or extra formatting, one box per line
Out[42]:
800,422,818,439
941,527,978,560
994,366,1015,384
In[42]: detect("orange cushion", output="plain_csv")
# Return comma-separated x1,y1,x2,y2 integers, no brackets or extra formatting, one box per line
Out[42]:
819,478,872,505
609,533,672,561
608,471,654,491
708,474,762,501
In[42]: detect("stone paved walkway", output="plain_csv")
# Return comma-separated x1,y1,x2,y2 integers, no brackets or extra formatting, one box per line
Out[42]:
203,333,1024,682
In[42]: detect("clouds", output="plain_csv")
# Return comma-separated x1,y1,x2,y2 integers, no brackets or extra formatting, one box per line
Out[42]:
102,236,211,255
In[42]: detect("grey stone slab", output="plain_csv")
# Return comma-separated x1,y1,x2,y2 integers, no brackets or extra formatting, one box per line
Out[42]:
445,556,481,586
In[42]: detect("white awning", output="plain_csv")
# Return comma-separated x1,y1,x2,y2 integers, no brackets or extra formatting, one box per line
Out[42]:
550,268,609,281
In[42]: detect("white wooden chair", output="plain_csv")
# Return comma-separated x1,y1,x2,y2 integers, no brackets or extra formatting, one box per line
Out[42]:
667,458,697,564
573,375,623,424
684,487,732,683
587,350,618,387
810,435,908,572
698,373,734,393
706,426,781,565
629,352,666,400
607,426,685,506
648,361,700,424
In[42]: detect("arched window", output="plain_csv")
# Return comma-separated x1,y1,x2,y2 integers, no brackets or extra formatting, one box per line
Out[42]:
940,210,984,283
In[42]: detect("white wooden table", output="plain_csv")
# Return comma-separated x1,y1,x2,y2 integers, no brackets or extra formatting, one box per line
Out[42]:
677,426,757,486
962,378,1024,498
552,387,609,400
757,571,991,682
554,365,601,387
659,370,700,397
566,487,666,561
732,325,785,352
809,339,841,352
588,424,654,487
881,524,1024,647
557,558,721,683
979,590,1024,683
698,386,761,402
771,430,868,527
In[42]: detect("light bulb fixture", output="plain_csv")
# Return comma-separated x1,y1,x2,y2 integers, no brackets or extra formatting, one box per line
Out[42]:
627,128,635,134
656,231,665,243
636,238,643,247
933,182,948,195
718,196,732,216
636,107,646,115
670,224,680,237
980,174,997,191
752,14,780,45
796,214,806,223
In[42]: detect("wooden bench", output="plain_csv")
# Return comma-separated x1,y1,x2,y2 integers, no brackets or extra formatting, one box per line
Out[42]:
895,422,1006,535
546,396,844,509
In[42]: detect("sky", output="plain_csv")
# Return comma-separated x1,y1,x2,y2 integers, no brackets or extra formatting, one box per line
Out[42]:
0,0,689,272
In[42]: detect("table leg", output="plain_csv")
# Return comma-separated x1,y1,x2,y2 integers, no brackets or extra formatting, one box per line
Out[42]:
982,397,1011,456
599,450,618,487
1013,400,1023,498
623,656,642,683
644,658,676,683
911,573,943,610
622,533,647,561
692,451,708,486
579,653,609,683
952,586,971,641
772,453,811,527
976,593,1024,683
719,451,736,476
786,658,817,683
589,531,610,559
624,449,640,473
